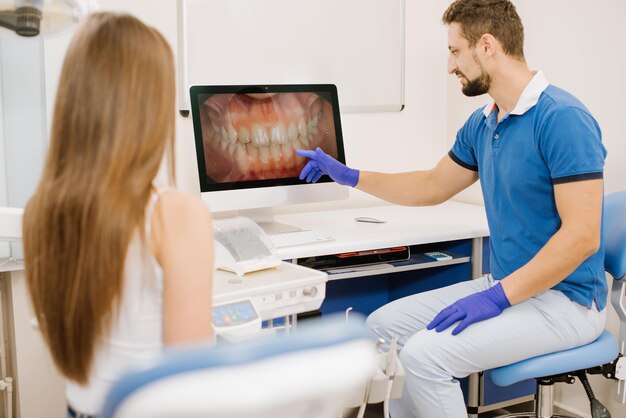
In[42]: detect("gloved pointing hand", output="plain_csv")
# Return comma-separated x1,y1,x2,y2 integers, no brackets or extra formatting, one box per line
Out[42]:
295,148,360,187
427,282,511,335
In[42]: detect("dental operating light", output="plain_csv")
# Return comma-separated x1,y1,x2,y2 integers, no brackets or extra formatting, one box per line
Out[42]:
0,0,94,37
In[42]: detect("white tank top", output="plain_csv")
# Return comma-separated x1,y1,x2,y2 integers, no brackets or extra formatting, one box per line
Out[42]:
66,190,165,415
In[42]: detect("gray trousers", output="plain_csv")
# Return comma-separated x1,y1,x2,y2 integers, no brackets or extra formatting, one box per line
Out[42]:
366,274,606,418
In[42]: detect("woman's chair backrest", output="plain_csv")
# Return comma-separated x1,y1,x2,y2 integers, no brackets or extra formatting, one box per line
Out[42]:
100,314,375,418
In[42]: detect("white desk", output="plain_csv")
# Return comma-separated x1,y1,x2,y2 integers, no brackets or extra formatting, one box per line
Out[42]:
273,200,489,260
272,201,489,297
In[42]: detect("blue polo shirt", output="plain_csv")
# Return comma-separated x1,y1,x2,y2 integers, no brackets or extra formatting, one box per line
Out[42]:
449,72,608,309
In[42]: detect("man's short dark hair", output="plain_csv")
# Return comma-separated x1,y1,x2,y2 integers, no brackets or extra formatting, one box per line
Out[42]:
443,0,524,58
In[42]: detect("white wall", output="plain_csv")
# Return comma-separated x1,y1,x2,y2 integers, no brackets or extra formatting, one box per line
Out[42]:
0,42,7,258
99,0,449,199
519,0,626,197
14,0,626,416
0,54,5,208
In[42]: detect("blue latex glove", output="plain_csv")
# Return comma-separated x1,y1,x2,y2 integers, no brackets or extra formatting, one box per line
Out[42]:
295,148,360,187
427,282,511,335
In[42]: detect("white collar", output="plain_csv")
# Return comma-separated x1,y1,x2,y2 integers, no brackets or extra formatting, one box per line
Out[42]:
482,71,550,117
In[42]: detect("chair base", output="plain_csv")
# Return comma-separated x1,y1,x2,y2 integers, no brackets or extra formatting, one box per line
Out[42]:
492,381,577,418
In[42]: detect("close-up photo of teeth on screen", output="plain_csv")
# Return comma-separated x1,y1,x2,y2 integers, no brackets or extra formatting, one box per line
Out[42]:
197,91,339,183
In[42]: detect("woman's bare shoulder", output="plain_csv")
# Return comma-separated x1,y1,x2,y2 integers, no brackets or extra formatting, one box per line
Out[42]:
157,190,211,217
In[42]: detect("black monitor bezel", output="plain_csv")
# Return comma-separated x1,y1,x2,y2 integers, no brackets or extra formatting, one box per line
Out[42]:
190,84,346,192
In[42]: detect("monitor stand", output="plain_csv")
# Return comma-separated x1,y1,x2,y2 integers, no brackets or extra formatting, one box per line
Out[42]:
239,208,302,235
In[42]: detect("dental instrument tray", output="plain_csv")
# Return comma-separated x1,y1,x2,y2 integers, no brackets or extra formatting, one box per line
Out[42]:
213,217,281,277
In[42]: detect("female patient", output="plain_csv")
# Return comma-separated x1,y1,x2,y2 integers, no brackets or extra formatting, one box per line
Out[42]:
22,13,214,417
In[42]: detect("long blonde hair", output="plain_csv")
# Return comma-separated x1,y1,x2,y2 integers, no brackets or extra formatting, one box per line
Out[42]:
23,12,176,384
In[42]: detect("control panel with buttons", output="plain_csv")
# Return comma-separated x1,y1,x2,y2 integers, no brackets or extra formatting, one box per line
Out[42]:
213,262,328,323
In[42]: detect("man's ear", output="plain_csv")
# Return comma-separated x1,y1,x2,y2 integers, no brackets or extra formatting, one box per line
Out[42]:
479,33,497,57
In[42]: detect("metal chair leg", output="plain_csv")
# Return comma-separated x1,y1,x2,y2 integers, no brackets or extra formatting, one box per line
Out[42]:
493,380,574,418
536,382,554,418
467,372,480,418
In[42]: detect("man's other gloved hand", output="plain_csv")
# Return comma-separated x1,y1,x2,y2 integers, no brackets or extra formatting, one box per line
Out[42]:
295,148,360,187
427,282,511,335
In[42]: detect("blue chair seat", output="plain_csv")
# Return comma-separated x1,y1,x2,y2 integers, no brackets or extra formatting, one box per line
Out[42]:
490,330,619,387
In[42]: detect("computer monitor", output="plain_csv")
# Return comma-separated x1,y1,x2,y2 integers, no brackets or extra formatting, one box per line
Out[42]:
190,84,349,233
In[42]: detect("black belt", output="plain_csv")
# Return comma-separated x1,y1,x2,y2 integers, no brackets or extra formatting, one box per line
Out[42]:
67,406,93,418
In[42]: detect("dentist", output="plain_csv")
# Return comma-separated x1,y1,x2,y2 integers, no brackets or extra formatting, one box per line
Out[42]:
297,0,607,416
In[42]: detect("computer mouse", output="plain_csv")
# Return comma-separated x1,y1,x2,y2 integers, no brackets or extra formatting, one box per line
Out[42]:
355,216,386,224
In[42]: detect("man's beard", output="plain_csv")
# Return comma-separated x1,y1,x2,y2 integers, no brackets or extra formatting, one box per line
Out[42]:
461,52,491,97
462,70,491,96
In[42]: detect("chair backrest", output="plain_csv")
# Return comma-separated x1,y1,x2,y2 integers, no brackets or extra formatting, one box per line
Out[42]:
605,191,626,405
604,191,626,281
100,315,376,418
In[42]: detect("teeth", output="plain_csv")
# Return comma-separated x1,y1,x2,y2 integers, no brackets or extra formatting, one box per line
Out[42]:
298,117,307,138
251,124,270,146
300,132,310,148
246,143,258,159
228,126,238,144
287,122,298,141
235,144,249,172
220,138,228,151
293,139,305,166
238,127,251,144
270,123,288,145
270,144,282,161
211,109,324,152
259,146,270,163
282,142,293,162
